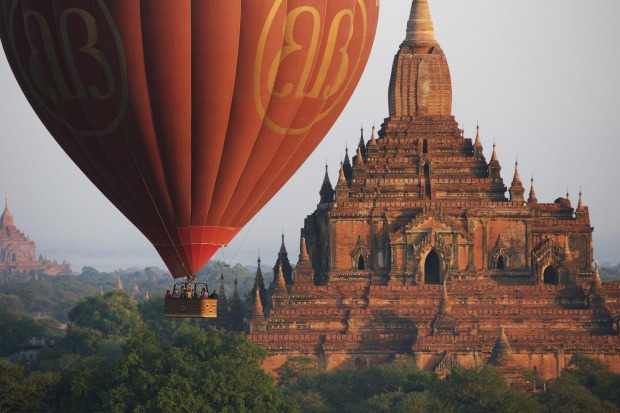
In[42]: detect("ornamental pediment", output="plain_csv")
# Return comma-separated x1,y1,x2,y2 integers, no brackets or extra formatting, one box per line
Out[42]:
406,215,452,233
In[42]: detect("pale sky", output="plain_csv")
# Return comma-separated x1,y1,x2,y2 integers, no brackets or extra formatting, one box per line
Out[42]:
0,0,619,272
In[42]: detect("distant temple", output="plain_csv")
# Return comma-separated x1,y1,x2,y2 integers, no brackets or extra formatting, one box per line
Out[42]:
0,197,71,278
242,0,620,384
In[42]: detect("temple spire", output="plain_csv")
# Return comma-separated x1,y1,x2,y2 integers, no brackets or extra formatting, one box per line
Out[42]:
577,189,584,210
279,233,287,254
274,261,286,289
590,261,606,309
528,176,538,204
251,284,265,319
359,125,365,148
319,163,335,204
1,195,14,228
509,161,525,202
473,124,483,157
371,125,378,143
337,162,347,186
512,161,522,185
404,0,437,45
355,146,365,166
491,143,498,162
115,274,123,291
299,233,310,263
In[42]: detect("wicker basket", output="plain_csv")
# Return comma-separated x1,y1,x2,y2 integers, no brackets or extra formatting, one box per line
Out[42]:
164,298,217,318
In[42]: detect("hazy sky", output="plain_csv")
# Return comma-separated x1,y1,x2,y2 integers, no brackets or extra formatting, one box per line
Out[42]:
1,0,619,273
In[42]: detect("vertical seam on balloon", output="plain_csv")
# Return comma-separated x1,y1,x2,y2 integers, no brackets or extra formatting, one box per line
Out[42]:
220,0,328,226
203,0,244,233
93,1,176,260
48,0,145,227
209,0,286,228
87,0,156,229
138,0,190,277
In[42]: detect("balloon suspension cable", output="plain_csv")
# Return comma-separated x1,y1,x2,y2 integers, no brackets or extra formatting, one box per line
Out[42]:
228,212,260,266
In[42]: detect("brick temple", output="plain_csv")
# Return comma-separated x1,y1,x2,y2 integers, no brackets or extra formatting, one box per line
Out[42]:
245,0,620,381
0,197,71,279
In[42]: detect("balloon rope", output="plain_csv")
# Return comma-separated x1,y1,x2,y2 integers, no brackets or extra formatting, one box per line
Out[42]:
229,212,260,266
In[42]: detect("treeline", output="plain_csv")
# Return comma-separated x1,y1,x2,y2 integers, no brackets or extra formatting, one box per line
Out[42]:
601,263,620,282
2,291,620,412
0,260,266,324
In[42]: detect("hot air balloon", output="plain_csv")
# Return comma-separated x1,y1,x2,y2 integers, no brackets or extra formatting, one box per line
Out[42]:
0,0,379,285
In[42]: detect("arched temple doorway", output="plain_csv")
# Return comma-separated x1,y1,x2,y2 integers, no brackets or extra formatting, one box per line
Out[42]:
358,256,365,270
497,256,505,270
543,266,558,285
424,250,441,285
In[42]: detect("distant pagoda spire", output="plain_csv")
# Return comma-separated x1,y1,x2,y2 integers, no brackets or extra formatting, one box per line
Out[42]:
577,189,584,210
252,255,267,314
144,291,150,302
0,195,14,228
230,278,244,331
215,272,232,328
115,274,124,291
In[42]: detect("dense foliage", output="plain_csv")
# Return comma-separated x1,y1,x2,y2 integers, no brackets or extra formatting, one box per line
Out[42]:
601,263,620,282
1,292,294,413
1,262,620,412
277,355,620,413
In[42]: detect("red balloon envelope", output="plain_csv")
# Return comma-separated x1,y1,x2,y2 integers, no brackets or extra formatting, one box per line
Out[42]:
0,0,379,278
